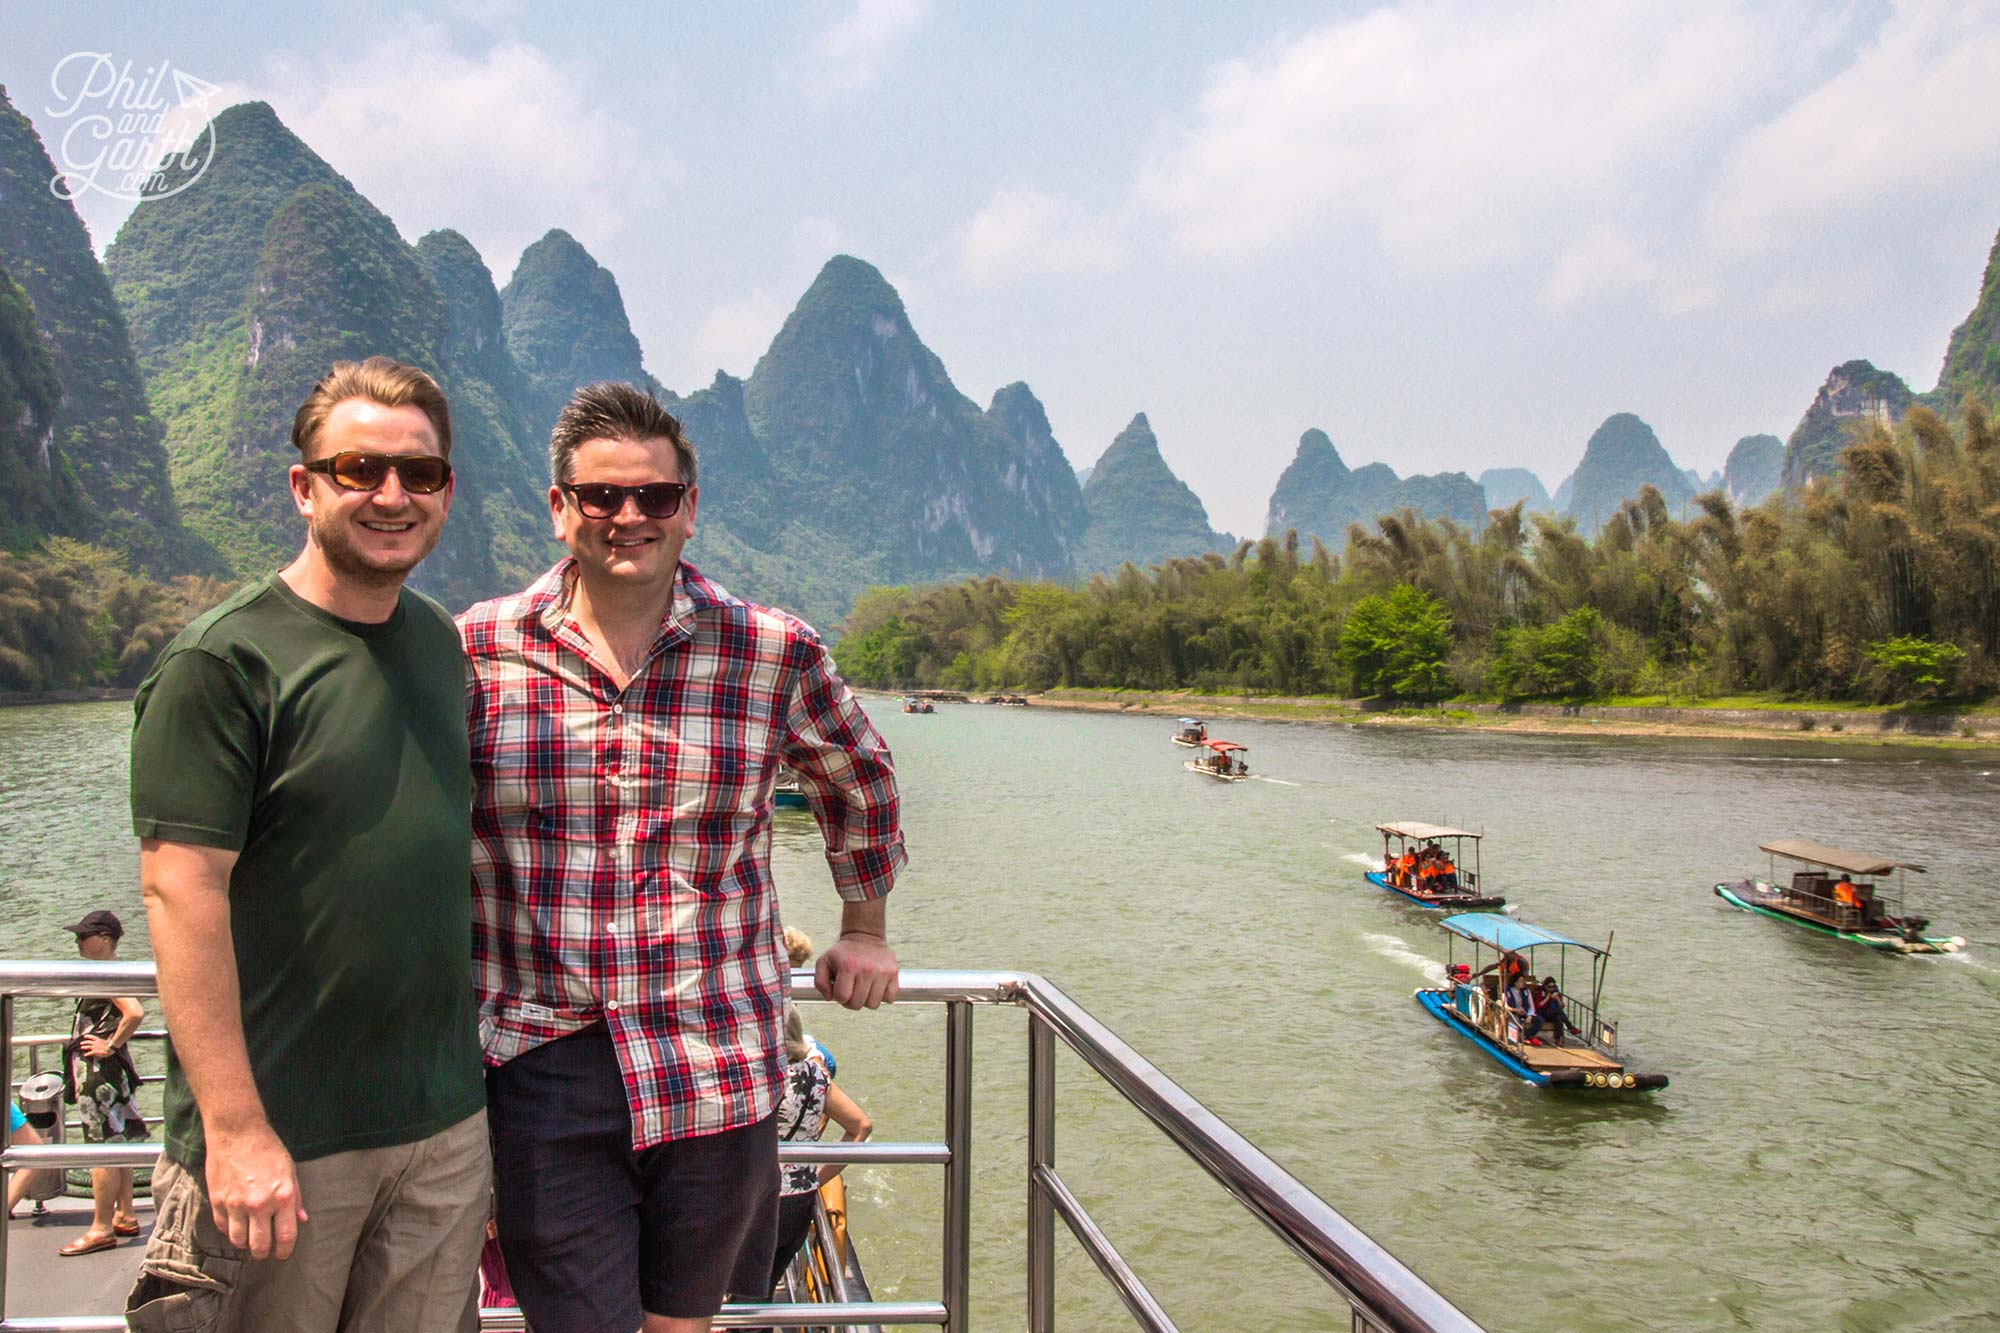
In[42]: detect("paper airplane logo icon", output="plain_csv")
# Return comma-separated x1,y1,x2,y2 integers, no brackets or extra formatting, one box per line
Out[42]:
171,69,221,111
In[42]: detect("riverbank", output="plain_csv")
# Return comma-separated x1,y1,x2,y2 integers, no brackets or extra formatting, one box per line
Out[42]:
1019,689,2000,748
0,688,135,709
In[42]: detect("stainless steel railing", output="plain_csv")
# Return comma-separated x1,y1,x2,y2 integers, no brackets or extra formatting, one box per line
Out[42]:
1,963,1481,1333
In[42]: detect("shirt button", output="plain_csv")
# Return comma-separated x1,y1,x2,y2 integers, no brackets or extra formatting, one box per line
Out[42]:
612,703,624,716
606,1000,620,1012
606,921,618,933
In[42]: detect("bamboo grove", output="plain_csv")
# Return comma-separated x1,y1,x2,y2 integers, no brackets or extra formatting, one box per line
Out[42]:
835,406,2000,705
0,539,233,693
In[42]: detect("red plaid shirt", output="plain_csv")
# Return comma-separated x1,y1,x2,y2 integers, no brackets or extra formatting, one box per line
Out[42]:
458,559,905,1146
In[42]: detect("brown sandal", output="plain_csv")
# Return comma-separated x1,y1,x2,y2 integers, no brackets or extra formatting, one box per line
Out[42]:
59,1232,119,1256
113,1218,142,1237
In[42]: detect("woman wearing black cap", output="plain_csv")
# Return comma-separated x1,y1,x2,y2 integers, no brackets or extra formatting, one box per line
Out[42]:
59,910,148,1256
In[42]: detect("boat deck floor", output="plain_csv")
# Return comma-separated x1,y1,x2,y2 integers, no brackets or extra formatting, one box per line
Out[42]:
5,1193,149,1319
1521,1045,1620,1072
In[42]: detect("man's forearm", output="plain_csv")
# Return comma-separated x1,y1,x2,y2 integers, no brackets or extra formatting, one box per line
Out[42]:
140,842,268,1135
838,895,888,942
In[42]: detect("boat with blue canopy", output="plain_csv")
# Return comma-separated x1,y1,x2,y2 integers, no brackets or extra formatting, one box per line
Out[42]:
1414,913,1667,1092
1170,717,1208,747
1715,839,1964,954
1364,822,1505,910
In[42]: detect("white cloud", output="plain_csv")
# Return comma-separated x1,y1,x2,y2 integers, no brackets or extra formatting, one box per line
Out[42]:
1703,0,2000,257
797,0,928,100
1541,227,1660,309
259,23,658,276
1134,2,1818,272
686,291,793,379
956,187,1124,286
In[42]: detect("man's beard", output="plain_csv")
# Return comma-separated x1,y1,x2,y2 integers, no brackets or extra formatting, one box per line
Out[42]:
309,510,438,588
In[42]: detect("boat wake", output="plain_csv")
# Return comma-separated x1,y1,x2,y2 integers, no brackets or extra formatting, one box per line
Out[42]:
1736,756,1844,764
1254,776,1301,786
1361,932,1447,985
1342,852,1382,870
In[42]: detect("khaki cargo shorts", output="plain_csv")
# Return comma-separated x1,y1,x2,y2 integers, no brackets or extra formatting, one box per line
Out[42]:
122,1154,245,1332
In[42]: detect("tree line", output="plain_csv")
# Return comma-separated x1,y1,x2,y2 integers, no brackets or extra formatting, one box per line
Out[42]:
835,406,1998,705
0,540,233,693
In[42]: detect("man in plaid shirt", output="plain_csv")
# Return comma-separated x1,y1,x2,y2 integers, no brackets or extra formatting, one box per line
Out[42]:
459,382,905,1333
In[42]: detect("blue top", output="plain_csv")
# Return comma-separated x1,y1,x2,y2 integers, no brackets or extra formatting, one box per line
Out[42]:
1439,914,1599,955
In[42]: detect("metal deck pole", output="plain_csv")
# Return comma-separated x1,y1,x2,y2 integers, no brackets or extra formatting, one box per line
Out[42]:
1028,1012,1056,1332
1,993,13,1320
943,1000,973,1333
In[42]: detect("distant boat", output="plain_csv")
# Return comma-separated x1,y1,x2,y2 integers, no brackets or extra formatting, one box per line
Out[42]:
1170,717,1208,747
773,766,809,810
1416,913,1668,1093
1716,839,1964,954
902,697,935,715
1184,739,1249,781
1363,821,1506,911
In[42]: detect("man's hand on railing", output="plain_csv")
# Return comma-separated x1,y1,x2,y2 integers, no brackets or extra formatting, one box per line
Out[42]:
816,895,900,1010
207,1119,309,1260
817,933,900,1010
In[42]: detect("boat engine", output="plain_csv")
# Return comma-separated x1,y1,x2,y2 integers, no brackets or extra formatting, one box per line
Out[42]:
1899,915,1929,942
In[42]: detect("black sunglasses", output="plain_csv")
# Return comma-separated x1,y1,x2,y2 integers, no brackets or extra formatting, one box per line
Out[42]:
560,481,688,520
304,451,452,494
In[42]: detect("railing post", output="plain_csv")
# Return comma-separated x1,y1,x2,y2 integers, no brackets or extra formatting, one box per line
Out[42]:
1,992,13,1320
943,1000,972,1333
1027,1012,1055,1332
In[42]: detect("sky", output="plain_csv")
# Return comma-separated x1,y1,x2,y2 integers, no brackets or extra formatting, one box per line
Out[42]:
9,0,2000,537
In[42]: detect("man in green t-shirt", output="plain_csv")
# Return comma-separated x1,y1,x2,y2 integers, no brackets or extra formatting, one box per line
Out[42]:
124,357,489,1333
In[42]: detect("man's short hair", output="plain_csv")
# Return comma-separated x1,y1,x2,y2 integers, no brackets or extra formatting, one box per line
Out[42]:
291,356,453,460
549,382,696,488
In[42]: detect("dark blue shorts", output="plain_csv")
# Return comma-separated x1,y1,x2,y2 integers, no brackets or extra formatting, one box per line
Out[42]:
488,1024,779,1327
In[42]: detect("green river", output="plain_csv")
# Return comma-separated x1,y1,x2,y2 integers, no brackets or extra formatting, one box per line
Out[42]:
4,699,1997,1330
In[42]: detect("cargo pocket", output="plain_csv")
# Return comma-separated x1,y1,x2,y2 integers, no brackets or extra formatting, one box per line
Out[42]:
123,1157,244,1332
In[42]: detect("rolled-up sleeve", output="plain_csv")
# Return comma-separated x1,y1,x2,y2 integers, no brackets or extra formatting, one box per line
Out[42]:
782,634,906,902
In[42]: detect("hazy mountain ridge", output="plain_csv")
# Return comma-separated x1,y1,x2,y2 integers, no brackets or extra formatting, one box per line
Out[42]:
1478,467,1552,514
1075,413,1231,573
1266,429,1485,541
1560,413,1696,532
1722,434,1783,506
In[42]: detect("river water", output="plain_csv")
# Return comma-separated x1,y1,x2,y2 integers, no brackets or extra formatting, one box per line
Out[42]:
4,699,1997,1330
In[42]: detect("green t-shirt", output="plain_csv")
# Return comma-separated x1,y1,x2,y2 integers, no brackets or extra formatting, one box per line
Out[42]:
130,574,484,1167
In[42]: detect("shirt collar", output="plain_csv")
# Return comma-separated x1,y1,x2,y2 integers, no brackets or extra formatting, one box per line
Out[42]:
527,558,724,646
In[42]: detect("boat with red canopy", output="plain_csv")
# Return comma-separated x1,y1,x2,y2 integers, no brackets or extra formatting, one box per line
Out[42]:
1184,739,1249,781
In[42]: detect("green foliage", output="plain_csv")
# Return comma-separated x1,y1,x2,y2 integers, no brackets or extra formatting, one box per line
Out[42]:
0,544,232,691
499,229,651,437
835,409,2000,707
1864,636,1966,700
1490,607,1604,699
1340,585,1453,700
1779,360,1915,489
1933,224,2000,416
0,88,205,573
